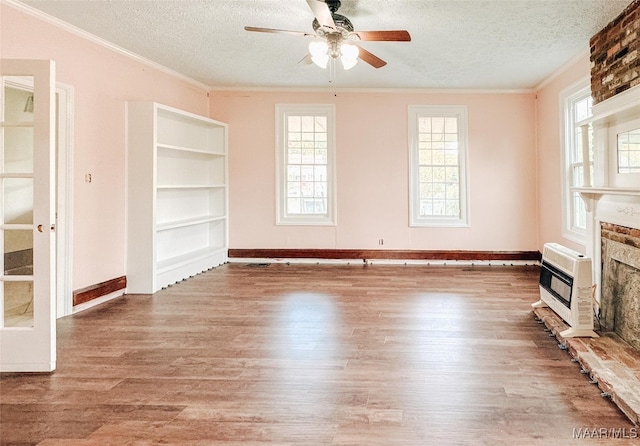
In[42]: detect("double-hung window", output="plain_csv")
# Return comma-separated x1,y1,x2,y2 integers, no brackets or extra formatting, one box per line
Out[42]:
276,104,336,225
561,82,592,241
408,105,469,227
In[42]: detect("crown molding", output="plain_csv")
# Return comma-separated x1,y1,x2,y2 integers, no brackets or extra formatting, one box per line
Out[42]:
208,86,535,95
2,0,209,91
535,48,590,92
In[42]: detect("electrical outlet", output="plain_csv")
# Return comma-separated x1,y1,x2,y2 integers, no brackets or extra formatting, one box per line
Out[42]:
378,239,384,245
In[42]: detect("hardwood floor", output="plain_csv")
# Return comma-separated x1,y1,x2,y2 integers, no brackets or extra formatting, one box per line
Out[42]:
1,264,637,445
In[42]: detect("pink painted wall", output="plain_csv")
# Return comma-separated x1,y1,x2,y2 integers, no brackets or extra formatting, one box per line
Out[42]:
535,54,591,254
1,4,209,290
0,0,590,294
210,90,538,251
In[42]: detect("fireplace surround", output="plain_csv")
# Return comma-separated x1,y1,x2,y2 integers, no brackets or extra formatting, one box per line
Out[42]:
574,84,640,336
600,223,640,350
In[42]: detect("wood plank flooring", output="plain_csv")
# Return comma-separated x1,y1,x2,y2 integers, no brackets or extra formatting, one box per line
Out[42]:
1,264,637,445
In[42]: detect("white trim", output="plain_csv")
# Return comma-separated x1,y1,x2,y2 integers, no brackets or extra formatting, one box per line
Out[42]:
275,104,337,226
55,82,74,318
3,0,209,91
211,86,535,94
559,78,591,245
408,105,470,227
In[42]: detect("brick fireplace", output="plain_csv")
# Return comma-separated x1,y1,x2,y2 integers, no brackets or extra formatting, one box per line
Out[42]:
586,0,640,346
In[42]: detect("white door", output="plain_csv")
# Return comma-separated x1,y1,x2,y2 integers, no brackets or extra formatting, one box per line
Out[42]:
0,59,56,372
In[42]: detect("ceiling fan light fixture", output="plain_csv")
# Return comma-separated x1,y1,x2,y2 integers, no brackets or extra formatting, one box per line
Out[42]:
340,43,359,70
309,40,329,68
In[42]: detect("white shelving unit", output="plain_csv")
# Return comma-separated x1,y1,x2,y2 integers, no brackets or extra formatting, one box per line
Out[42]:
127,102,228,293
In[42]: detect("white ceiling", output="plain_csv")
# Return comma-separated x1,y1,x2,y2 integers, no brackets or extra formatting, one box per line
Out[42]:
17,0,631,90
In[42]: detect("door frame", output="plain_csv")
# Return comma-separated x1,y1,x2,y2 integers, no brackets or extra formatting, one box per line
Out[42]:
55,83,74,318
5,77,74,318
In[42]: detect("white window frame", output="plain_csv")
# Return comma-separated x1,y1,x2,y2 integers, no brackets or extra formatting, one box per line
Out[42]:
560,80,592,243
408,105,470,227
275,104,336,225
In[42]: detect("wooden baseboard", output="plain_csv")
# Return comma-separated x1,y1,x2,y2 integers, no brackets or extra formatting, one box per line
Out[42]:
73,276,127,306
228,249,542,261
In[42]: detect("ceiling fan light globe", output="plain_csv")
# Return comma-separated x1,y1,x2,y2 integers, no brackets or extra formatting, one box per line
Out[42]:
340,43,359,70
340,43,359,59
312,54,329,69
341,56,358,70
309,40,330,68
309,40,329,57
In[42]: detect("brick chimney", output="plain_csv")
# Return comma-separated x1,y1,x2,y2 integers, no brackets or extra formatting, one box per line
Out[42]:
590,0,640,104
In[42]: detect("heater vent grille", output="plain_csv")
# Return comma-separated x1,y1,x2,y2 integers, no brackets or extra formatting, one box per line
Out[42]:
542,243,583,273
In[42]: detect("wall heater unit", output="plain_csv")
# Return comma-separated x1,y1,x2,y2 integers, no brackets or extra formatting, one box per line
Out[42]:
532,243,598,338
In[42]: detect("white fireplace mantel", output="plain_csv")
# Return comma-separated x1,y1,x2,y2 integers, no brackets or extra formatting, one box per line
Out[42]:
574,187,640,211
571,85,640,308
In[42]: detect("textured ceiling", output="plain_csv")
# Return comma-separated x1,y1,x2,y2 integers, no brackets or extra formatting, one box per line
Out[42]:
16,0,632,90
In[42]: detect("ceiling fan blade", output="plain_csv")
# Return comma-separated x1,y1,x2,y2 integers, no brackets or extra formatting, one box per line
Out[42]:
354,30,411,42
355,45,387,69
306,0,336,30
244,26,313,37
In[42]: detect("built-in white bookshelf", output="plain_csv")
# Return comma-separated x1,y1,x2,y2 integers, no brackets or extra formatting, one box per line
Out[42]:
127,102,228,293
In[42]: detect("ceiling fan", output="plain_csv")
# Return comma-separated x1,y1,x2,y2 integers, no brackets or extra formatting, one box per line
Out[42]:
244,0,411,70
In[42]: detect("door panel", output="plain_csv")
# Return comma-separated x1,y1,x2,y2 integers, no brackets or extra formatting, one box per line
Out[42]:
0,59,56,372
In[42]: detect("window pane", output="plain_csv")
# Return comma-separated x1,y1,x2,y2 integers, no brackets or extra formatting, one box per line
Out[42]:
314,116,327,131
288,148,301,164
287,182,301,197
315,148,327,164
573,128,583,162
565,87,593,235
572,164,583,187
301,116,314,131
445,117,457,133
288,116,301,132
300,165,314,181
314,165,327,180
573,96,592,123
445,166,459,182
419,182,433,198
288,198,301,214
432,150,445,165
446,184,459,199
301,148,314,164
419,150,431,165
301,182,313,197
419,166,432,182
287,165,300,181
617,129,640,173
432,117,445,133
314,182,327,197
412,110,464,223
418,117,431,133
280,108,333,221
